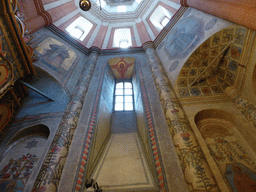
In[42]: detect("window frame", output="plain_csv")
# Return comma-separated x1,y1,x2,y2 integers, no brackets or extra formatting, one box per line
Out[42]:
114,79,134,112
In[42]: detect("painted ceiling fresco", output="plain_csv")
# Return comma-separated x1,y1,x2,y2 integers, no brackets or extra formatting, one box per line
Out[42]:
177,25,247,97
108,57,135,79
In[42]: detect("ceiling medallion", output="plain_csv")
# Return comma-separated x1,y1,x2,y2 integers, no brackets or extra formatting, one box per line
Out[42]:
79,0,91,11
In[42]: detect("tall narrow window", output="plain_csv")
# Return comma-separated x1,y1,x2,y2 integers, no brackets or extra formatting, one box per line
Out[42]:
114,81,133,111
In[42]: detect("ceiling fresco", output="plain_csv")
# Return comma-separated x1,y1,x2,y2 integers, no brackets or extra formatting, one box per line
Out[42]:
177,25,247,97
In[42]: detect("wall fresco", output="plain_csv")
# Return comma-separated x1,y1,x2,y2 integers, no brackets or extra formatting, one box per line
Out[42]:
225,86,256,128
108,57,135,79
0,133,48,192
33,50,99,192
197,118,256,191
144,43,218,191
177,25,247,97
35,37,77,71
165,16,205,60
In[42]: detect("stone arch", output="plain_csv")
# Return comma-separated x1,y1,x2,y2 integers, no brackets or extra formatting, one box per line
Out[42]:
7,124,50,146
194,109,256,191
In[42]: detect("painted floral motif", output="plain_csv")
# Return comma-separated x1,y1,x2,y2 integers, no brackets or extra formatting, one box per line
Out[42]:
226,86,256,128
191,88,201,96
177,26,246,97
235,29,246,46
202,87,211,95
180,69,188,77
222,28,234,43
0,153,38,180
189,69,197,76
228,60,238,72
211,86,223,94
179,88,189,97
212,33,221,46
231,46,241,59
146,46,218,191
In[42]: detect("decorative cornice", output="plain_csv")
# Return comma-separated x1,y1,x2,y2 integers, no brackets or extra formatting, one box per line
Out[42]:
33,0,52,25
142,41,154,51
180,0,187,6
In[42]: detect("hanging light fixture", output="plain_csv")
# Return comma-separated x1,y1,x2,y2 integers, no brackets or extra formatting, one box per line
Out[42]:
79,0,91,11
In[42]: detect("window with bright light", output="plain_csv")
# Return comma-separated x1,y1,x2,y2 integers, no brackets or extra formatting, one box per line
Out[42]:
96,0,106,8
65,17,93,41
113,28,132,48
114,81,133,111
117,5,126,12
161,17,169,27
149,5,173,31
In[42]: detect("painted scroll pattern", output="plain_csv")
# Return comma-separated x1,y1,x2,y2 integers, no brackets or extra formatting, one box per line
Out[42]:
225,86,256,128
32,51,99,192
144,44,218,191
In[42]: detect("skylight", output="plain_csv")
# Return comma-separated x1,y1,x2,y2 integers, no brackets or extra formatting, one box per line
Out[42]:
65,17,93,41
117,6,127,12
113,28,132,48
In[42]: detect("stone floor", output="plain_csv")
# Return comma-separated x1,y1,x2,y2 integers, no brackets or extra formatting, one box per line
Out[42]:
87,133,157,192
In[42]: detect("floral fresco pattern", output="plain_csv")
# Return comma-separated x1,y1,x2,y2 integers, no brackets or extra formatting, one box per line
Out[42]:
177,25,247,97
0,153,38,192
144,43,218,191
225,86,256,128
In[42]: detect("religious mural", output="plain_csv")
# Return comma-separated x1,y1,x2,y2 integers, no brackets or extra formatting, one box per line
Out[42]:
34,37,78,86
108,57,135,79
35,37,77,71
165,16,205,60
197,118,256,191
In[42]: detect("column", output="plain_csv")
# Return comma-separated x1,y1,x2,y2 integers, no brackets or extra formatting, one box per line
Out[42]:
142,42,218,191
32,47,100,192
225,86,256,127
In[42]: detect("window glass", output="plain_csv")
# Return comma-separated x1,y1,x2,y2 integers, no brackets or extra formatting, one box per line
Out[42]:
125,88,132,95
124,82,132,88
116,82,123,88
114,82,133,111
125,103,133,110
115,89,123,95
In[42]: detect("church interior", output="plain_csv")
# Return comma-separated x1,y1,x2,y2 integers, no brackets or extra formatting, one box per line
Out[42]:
1,0,256,191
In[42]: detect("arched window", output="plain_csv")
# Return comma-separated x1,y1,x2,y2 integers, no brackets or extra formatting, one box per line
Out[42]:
114,81,133,111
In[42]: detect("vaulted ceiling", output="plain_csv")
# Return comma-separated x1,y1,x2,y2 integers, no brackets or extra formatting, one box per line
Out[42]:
40,0,180,49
